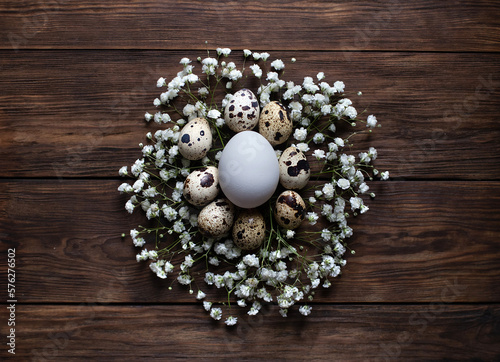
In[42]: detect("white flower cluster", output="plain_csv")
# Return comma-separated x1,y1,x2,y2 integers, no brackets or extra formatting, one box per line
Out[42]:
118,48,389,325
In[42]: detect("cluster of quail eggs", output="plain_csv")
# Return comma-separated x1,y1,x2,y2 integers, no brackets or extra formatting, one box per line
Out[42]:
177,89,310,251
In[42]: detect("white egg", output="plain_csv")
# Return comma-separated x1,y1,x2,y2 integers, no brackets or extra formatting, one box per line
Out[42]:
218,131,279,208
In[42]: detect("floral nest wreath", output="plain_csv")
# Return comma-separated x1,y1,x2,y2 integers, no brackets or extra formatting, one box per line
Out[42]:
118,48,389,325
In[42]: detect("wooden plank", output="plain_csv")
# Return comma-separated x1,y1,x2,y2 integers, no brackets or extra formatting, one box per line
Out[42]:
1,51,499,179
1,180,499,303
0,1,499,51
6,304,499,360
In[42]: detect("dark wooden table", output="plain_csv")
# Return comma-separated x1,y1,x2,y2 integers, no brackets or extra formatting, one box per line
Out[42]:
1,1,500,360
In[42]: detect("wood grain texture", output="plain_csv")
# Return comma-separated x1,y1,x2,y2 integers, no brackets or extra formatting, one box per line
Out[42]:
1,51,499,179
1,180,499,304
4,304,499,361
1,0,499,359
0,0,499,51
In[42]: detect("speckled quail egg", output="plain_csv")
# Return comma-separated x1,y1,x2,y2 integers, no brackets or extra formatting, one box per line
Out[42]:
258,101,293,146
274,190,306,229
183,166,219,207
224,89,260,132
178,117,212,160
279,147,310,190
232,209,266,250
198,198,235,238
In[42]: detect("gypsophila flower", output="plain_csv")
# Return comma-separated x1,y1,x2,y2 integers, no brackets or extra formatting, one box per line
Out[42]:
295,142,310,153
207,109,221,119
271,59,285,70
132,179,144,193
217,47,231,57
125,198,135,214
156,77,165,87
333,81,345,93
322,183,335,200
201,57,218,75
350,196,363,211
228,69,242,81
328,122,336,133
359,152,371,164
307,212,319,225
177,274,192,285
146,203,160,220
243,254,259,268
303,76,320,93
313,133,325,144
344,105,357,119
299,305,312,316
120,49,388,325
130,229,139,239
313,149,326,160
133,237,145,248
337,178,350,190
250,64,262,78
203,301,212,311
321,104,332,115
334,137,345,147
293,127,307,141
248,301,262,315
367,114,378,128
357,182,369,194
225,316,237,326
164,261,174,273
118,183,133,193
266,71,279,82
368,147,378,160
285,230,296,239
184,254,194,267
321,229,332,242
197,87,209,98
210,308,223,320
208,256,220,266
180,57,191,66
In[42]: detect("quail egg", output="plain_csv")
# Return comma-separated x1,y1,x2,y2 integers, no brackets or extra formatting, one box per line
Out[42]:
198,198,235,238
183,166,219,207
224,89,260,132
258,101,293,146
178,117,212,160
232,209,266,250
274,190,306,229
279,146,310,190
